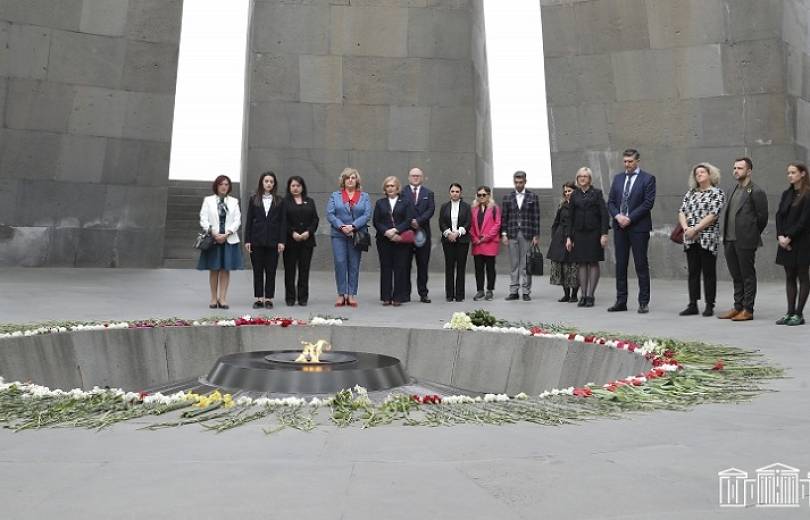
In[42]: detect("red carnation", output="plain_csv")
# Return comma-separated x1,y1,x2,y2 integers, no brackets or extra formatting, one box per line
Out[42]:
280,319,293,327
568,333,577,340
137,391,149,401
712,359,724,371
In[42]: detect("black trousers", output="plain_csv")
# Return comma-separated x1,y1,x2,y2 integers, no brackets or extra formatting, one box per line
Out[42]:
685,243,717,305
613,228,651,305
724,241,757,312
283,242,313,304
442,241,469,300
474,255,496,291
378,238,410,303
407,241,431,298
250,246,279,299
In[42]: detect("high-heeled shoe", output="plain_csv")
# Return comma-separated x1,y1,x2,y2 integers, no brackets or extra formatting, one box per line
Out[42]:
347,298,358,308
335,296,347,307
217,301,229,310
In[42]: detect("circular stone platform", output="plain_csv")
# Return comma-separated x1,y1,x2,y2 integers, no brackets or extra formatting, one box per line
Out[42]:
201,350,409,394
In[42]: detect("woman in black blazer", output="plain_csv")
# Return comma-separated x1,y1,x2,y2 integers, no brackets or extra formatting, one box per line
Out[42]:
282,176,319,306
565,167,610,308
373,176,416,306
438,183,472,302
775,162,810,326
244,171,287,309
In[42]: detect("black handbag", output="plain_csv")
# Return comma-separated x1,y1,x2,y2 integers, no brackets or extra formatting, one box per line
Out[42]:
349,200,371,251
194,231,214,251
527,244,544,276
353,229,371,251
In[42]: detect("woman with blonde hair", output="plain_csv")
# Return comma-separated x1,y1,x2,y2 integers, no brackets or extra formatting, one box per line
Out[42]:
325,168,372,307
677,162,725,316
565,167,609,307
372,176,416,306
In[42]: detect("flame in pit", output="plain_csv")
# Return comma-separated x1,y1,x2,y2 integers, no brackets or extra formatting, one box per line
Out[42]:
294,340,332,363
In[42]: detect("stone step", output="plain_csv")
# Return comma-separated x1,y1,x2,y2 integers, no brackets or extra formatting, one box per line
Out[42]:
162,258,197,269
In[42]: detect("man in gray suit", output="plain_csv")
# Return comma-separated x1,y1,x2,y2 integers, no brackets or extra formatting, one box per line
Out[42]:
718,157,769,321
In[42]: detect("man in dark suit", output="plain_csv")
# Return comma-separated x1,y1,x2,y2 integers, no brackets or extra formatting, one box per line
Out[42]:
607,149,657,313
500,171,540,301
405,167,435,303
718,157,769,321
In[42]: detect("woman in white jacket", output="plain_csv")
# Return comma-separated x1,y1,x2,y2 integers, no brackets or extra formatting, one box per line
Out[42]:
198,175,243,309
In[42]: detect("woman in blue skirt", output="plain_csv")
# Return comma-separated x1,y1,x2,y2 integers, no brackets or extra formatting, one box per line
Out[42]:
198,175,243,309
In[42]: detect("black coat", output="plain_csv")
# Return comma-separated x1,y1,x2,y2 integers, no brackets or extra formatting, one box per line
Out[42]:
373,196,416,239
723,182,769,249
405,185,435,239
437,200,472,244
244,195,286,247
566,188,609,237
547,202,572,263
282,196,319,248
775,187,810,267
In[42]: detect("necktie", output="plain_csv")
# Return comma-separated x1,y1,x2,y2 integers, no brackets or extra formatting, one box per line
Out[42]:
412,186,419,201
621,174,634,215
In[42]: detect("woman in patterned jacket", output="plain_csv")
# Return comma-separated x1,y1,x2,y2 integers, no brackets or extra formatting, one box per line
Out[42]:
677,163,726,317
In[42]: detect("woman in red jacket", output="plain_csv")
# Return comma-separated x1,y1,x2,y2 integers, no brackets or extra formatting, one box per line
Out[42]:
470,185,501,301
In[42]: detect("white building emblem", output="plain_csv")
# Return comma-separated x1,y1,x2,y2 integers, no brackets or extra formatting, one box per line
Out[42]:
719,463,810,507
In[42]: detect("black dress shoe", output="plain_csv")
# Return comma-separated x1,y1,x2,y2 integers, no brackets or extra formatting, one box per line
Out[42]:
522,294,531,301
637,304,649,314
252,301,264,309
505,293,519,301
265,300,273,309
558,295,570,302
420,296,431,303
702,304,713,317
679,304,698,316
607,303,627,312
473,291,485,301
298,301,307,307
446,297,454,302
585,297,595,307
577,297,587,307
286,300,295,306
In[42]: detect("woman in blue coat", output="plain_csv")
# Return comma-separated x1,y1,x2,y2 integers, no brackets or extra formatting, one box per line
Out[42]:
325,168,372,307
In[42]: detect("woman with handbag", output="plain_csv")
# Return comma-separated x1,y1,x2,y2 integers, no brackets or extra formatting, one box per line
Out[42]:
677,163,725,317
439,183,472,302
470,186,501,301
325,168,372,307
197,175,243,309
244,171,286,309
282,176,318,307
373,176,417,306
775,162,810,326
565,167,609,308
548,181,579,302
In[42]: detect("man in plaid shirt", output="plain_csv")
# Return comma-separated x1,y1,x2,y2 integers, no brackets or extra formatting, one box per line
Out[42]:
501,171,540,300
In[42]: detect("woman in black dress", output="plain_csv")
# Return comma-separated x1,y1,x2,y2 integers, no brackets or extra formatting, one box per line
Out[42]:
565,167,610,307
282,176,319,306
547,181,579,302
244,172,286,309
775,162,810,326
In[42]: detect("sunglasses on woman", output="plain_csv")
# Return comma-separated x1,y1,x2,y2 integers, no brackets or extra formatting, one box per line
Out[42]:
476,193,488,198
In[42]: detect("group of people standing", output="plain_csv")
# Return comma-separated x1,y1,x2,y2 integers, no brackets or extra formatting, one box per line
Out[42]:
196,149,810,326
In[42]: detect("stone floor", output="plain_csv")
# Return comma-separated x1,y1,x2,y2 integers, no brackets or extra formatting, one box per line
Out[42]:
1,267,808,519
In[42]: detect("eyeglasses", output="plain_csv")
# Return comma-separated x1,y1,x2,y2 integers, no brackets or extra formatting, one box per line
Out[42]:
476,193,488,198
